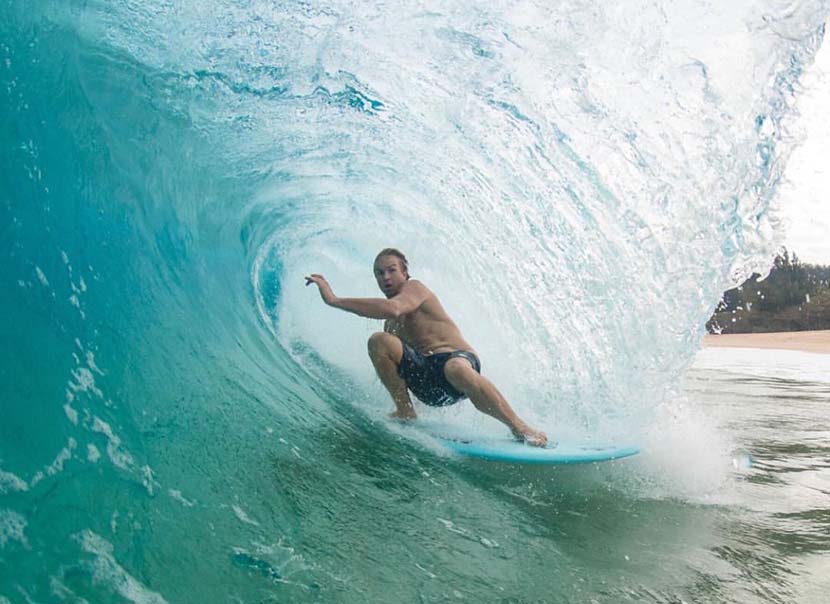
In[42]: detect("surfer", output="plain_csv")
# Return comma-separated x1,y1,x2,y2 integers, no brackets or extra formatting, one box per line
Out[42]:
305,248,548,447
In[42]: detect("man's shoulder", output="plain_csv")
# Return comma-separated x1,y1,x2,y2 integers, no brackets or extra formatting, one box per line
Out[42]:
403,280,445,313
401,279,433,297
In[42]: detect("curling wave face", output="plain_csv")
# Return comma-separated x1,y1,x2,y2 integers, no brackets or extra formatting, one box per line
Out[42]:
1,0,827,601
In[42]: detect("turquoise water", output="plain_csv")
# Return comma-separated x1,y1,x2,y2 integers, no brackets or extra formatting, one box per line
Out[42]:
2,1,829,601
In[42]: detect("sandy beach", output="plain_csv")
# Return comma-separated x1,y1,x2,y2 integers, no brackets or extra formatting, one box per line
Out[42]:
703,330,830,354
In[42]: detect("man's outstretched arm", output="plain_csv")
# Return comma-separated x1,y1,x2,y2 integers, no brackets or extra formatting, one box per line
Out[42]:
305,274,427,319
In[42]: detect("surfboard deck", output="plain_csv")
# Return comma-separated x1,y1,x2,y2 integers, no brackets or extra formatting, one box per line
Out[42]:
438,436,640,464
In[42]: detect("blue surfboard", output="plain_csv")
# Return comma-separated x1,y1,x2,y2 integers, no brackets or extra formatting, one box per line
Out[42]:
438,436,639,465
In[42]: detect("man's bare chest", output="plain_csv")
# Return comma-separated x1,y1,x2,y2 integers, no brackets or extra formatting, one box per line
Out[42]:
389,309,434,338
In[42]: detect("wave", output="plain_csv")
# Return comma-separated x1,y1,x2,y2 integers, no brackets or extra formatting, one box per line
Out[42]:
1,0,827,601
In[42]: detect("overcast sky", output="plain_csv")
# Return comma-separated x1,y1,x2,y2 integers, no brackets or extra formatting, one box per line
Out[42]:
778,26,830,265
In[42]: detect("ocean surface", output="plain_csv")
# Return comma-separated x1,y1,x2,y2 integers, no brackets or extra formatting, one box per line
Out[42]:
2,1,829,602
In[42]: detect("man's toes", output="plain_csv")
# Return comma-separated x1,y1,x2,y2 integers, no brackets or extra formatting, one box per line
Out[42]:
522,431,548,447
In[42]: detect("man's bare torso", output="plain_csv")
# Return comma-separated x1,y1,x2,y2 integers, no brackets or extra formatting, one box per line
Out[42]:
384,280,474,355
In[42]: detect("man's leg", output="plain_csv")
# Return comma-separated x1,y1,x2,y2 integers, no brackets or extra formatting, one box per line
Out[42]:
367,332,417,420
443,358,548,446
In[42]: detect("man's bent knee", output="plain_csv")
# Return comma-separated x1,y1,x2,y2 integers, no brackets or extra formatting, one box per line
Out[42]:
367,332,401,362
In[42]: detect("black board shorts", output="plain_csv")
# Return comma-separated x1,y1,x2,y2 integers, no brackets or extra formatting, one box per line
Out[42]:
397,341,481,407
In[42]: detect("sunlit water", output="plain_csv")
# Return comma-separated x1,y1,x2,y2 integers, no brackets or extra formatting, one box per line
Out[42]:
682,348,830,604
2,0,830,602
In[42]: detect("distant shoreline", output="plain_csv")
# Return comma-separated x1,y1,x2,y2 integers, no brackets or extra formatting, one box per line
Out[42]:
702,330,830,354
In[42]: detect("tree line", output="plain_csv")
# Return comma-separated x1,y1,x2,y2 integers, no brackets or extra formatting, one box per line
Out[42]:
707,249,830,333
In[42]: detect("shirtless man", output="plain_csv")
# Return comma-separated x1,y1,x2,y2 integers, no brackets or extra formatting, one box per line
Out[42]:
305,248,547,446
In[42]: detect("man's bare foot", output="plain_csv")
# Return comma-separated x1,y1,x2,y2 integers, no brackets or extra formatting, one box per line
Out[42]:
512,425,548,447
389,409,417,422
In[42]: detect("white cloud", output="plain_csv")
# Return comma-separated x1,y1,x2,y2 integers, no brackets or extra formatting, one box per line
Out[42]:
779,25,830,265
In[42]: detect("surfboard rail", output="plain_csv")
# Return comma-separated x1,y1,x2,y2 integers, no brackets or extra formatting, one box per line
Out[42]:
439,437,640,465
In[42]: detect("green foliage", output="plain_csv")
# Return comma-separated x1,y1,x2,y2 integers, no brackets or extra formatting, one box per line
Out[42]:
708,249,830,333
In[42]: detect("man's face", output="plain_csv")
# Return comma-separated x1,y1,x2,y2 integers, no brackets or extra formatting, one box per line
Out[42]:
374,256,407,298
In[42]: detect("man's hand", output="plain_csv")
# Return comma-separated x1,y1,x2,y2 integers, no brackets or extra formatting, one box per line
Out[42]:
305,274,338,306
